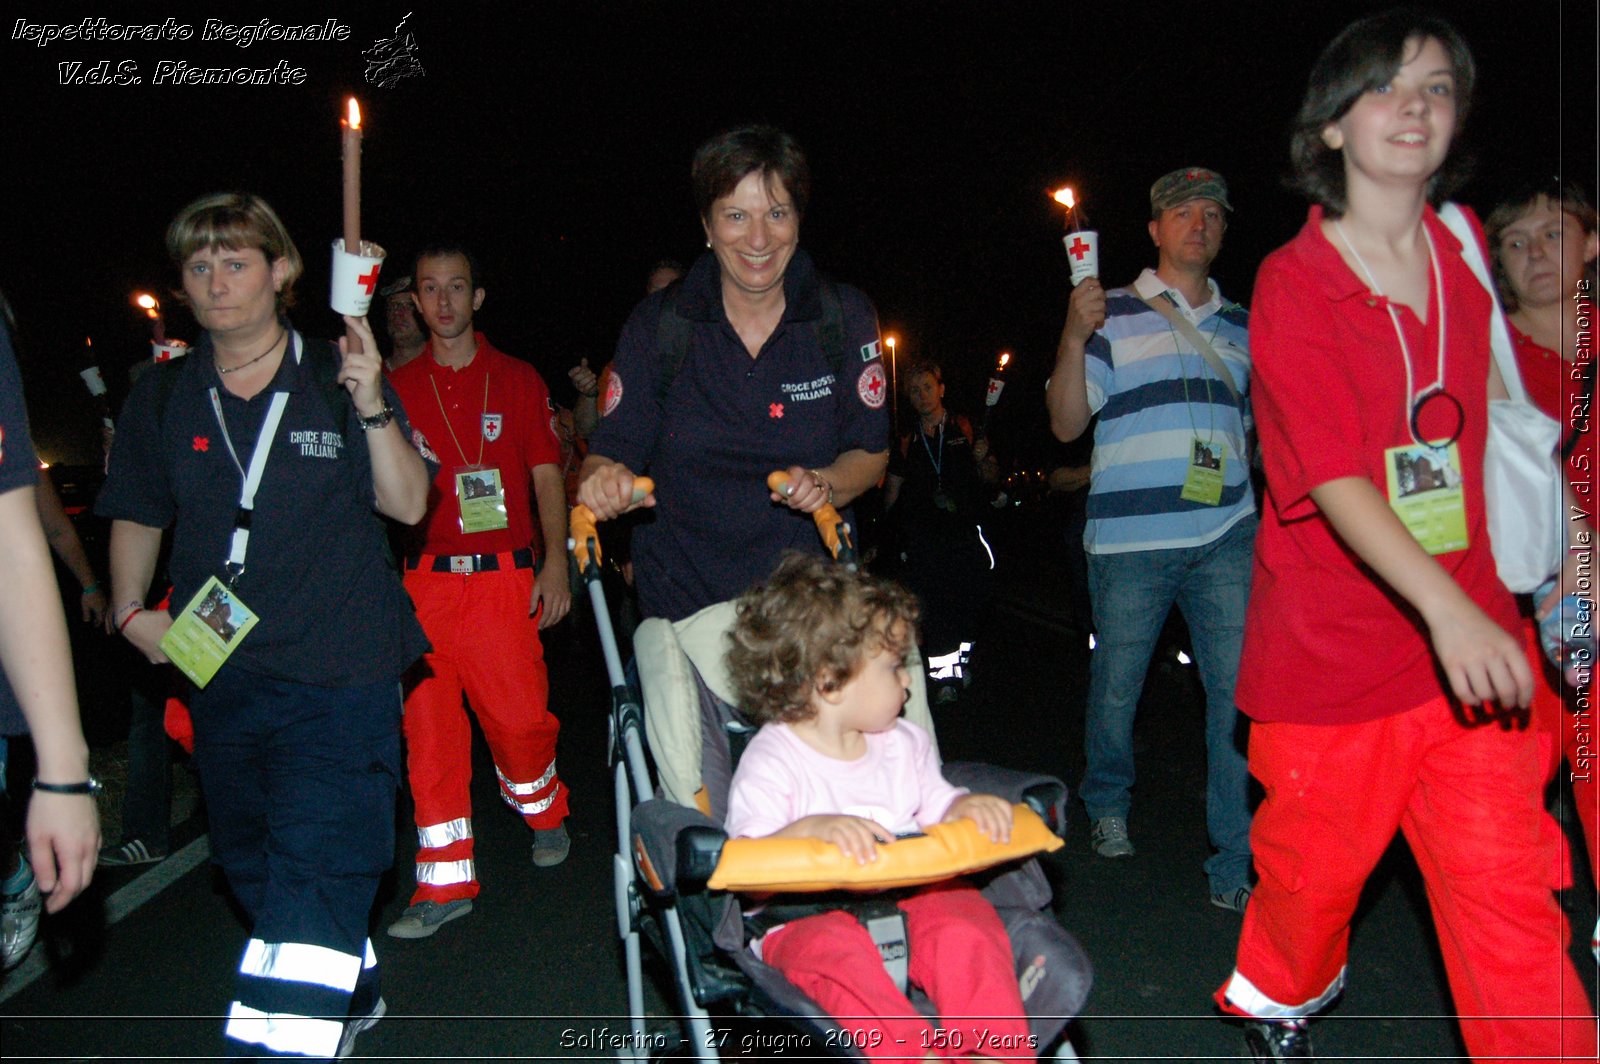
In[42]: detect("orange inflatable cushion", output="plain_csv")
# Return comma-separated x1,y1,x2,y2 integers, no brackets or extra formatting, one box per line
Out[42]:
707,804,1062,893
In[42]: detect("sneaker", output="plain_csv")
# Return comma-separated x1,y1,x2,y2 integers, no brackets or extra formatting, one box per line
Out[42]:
98,838,168,867
532,824,570,868
336,995,386,1058
1211,884,1253,914
1,865,42,970
1244,1018,1312,1060
1089,816,1135,858
385,899,472,939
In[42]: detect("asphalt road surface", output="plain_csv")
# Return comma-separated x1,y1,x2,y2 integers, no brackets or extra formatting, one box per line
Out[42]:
3,560,1596,1061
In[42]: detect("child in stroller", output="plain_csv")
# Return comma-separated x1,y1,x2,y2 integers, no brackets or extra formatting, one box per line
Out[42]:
724,554,1033,1061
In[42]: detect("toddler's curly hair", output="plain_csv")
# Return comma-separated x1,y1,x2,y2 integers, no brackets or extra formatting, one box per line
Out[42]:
726,554,920,725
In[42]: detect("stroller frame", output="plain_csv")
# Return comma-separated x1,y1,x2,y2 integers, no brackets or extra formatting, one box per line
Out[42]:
571,489,1088,1062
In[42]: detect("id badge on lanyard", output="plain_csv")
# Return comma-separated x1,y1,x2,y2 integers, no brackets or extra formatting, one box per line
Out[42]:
162,576,262,687
160,333,297,686
1179,438,1225,506
455,464,509,533
1383,441,1468,555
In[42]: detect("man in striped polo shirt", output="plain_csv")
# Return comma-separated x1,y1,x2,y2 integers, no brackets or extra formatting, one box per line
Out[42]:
1046,167,1257,913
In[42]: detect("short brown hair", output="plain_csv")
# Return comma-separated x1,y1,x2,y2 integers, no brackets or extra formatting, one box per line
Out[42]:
726,554,920,725
692,125,811,225
1485,178,1599,312
1290,10,1475,215
166,192,303,309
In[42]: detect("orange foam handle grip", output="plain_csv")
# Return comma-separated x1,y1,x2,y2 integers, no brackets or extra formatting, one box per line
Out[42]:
766,470,847,559
570,477,654,572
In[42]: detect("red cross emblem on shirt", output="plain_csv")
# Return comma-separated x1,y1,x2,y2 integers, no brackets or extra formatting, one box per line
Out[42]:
769,402,784,419
357,265,382,295
1068,237,1091,261
193,436,209,452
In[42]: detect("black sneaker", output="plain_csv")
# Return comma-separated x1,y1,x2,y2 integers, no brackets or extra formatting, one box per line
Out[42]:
1244,1018,1312,1060
99,839,168,867
336,995,386,1058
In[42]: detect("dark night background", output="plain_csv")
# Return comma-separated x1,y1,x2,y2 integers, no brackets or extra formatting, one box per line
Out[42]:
4,1,1595,468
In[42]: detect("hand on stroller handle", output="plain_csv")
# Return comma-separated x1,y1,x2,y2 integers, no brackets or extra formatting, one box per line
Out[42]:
766,470,857,565
569,476,654,576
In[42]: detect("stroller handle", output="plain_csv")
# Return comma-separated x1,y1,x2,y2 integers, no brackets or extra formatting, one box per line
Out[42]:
569,477,655,576
766,470,857,566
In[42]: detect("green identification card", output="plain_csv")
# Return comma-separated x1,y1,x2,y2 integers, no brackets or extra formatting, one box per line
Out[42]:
1384,442,1468,555
456,466,509,534
1180,438,1225,506
159,575,260,689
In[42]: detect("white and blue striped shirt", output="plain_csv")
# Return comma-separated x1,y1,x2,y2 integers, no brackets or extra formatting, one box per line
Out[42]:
1083,269,1255,554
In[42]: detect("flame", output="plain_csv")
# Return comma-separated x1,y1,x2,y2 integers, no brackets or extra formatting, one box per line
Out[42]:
1052,187,1075,209
998,352,1011,370
134,293,157,311
346,97,362,130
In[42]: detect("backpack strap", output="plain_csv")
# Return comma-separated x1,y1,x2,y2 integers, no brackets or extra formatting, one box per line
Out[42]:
653,278,850,404
815,280,848,386
654,281,693,405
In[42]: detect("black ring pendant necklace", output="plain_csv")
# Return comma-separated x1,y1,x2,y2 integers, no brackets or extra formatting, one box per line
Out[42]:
1409,385,1465,451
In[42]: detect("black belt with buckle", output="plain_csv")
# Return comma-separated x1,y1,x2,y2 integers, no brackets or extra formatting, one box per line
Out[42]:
406,548,535,573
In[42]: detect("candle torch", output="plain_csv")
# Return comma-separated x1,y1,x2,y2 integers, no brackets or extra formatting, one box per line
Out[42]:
1053,186,1099,287
340,97,367,354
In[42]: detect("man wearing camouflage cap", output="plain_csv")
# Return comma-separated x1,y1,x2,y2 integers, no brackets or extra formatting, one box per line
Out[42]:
379,273,426,372
1046,167,1256,912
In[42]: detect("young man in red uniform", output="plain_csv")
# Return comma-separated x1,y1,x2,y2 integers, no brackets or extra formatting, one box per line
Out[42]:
385,246,572,939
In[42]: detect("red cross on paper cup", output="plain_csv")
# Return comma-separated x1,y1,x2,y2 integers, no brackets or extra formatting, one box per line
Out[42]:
330,238,388,317
1064,229,1100,288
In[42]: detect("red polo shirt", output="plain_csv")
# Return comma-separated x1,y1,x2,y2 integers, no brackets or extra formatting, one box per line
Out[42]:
1239,205,1519,725
1513,314,1595,523
388,333,561,558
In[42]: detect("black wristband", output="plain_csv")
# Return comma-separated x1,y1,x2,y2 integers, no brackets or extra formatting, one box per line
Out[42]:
357,401,395,430
33,777,103,796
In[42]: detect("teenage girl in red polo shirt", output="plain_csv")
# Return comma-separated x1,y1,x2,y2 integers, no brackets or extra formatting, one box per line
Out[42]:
1215,11,1596,1062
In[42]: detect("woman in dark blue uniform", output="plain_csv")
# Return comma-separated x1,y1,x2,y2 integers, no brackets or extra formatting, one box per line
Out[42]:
578,126,891,620
98,192,430,1059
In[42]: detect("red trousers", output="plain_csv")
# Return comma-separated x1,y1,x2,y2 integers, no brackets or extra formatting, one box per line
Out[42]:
1219,695,1596,1063
1526,620,1599,894
762,880,1031,1062
402,566,568,905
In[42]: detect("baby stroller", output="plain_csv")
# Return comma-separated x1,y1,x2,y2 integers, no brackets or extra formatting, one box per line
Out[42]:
571,478,1091,1061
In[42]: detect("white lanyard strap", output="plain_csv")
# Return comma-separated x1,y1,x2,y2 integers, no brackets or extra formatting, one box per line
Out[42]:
919,414,946,482
207,331,301,581
1332,221,1447,447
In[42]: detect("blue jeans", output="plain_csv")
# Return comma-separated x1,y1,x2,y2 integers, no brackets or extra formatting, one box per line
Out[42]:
1081,514,1256,893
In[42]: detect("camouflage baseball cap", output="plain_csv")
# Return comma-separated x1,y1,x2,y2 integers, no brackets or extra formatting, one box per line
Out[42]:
1150,168,1232,213
378,274,413,298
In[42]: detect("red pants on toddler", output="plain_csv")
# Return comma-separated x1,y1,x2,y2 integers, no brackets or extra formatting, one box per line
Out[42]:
762,879,1031,1062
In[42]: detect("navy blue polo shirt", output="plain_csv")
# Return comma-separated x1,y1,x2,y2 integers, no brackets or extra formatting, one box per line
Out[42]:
96,328,430,687
0,319,38,734
589,249,890,620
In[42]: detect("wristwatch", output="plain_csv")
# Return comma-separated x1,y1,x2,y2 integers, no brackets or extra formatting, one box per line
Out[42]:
33,776,104,796
357,401,395,431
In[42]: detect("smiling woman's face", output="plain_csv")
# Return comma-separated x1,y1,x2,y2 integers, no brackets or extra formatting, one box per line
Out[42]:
703,170,799,301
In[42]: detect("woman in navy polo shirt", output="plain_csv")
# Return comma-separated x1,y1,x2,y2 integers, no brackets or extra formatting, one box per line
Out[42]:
98,192,430,1059
579,126,892,620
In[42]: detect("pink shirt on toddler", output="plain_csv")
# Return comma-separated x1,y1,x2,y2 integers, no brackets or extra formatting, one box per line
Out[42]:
725,719,966,839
